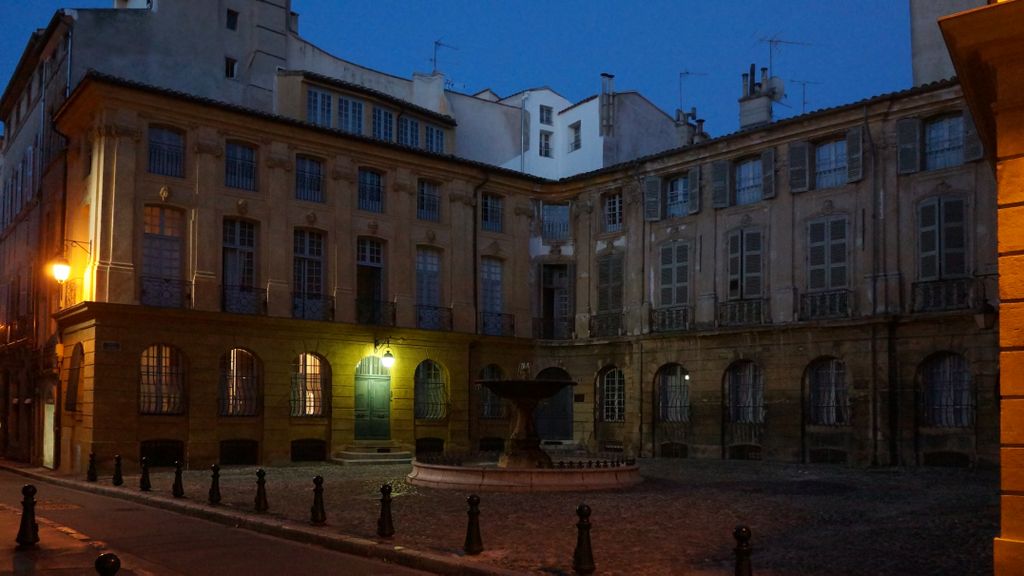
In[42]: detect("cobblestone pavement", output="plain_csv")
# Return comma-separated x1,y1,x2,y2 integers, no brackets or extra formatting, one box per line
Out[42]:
118,459,997,576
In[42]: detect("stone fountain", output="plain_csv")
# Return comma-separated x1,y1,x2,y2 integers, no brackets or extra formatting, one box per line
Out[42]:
407,378,642,492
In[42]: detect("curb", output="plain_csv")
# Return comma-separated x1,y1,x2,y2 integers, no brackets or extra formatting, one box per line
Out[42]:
0,462,524,576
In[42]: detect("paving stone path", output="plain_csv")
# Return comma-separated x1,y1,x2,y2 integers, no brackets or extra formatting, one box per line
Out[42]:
137,459,996,575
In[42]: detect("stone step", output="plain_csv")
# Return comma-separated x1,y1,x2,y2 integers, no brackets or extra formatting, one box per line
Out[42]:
332,450,412,466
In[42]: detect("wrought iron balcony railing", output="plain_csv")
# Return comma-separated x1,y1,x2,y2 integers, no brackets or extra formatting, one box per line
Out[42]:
479,312,515,337
717,299,767,327
223,284,263,315
292,292,333,321
589,312,623,338
416,305,453,331
912,278,973,312
356,299,396,326
651,305,691,333
533,317,573,340
799,289,852,320
141,276,188,309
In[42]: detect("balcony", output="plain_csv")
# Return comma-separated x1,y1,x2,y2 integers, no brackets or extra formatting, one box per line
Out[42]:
148,142,184,177
799,289,851,320
541,219,570,243
651,306,691,333
293,293,333,321
533,317,572,340
357,299,396,326
590,312,623,338
717,299,767,327
223,284,263,315
416,305,453,331
912,278,973,312
479,312,515,337
141,276,188,308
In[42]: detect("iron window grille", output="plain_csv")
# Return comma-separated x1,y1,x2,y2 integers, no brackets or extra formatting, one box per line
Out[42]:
140,344,185,415
922,353,974,428
148,126,184,177
295,156,324,202
481,194,503,232
291,353,327,417
727,361,764,424
219,348,260,416
657,364,690,423
417,180,441,222
358,169,384,213
601,369,625,422
808,358,849,425
414,360,448,420
225,142,257,191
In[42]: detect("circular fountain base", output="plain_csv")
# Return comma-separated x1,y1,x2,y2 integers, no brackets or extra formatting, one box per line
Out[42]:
407,461,642,492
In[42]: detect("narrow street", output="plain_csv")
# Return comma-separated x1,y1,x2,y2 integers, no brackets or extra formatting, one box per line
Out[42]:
0,469,433,575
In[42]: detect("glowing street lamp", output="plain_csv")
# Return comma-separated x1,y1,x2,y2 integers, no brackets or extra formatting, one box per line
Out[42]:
51,256,71,284
375,337,396,369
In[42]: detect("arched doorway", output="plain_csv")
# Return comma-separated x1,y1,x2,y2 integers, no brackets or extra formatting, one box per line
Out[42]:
535,367,573,441
355,356,391,440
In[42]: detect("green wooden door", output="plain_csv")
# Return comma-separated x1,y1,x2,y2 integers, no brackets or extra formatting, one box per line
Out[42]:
355,357,390,440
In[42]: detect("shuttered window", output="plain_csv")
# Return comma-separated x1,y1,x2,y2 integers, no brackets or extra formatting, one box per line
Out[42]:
918,197,966,281
727,229,763,300
807,216,848,291
898,112,981,174
735,158,762,205
597,253,624,312
659,241,689,306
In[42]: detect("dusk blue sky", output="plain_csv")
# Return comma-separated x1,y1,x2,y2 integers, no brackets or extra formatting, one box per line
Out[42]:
1,1,912,137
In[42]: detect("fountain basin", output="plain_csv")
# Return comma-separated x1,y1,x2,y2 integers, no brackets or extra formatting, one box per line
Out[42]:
407,461,642,492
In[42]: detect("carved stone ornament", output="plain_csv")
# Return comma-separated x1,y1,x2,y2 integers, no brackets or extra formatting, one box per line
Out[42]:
483,240,502,256
741,214,752,226
936,180,953,194
514,203,534,219
822,199,834,214
159,186,171,203
236,199,248,216
368,220,379,233
306,212,317,225
194,140,223,158
267,155,293,172
449,192,475,206
425,229,437,243
100,123,140,140
550,244,562,256
576,200,594,216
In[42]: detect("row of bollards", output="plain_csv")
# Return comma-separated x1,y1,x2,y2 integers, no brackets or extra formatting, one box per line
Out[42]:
16,483,122,573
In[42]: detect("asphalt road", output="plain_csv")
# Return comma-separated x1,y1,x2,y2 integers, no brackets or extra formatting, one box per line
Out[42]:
0,468,432,575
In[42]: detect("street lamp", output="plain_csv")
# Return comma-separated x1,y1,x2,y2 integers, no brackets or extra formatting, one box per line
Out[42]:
51,256,71,284
374,337,396,369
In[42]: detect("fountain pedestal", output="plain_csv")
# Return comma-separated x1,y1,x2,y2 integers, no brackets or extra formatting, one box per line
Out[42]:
482,379,573,469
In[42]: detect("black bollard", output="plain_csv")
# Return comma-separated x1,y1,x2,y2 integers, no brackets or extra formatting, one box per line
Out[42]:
255,468,269,513
95,552,121,575
734,525,753,576
310,476,326,525
87,453,98,482
377,484,395,538
15,484,39,549
463,494,483,555
139,456,151,492
112,455,124,486
208,464,221,505
172,461,184,498
572,503,595,575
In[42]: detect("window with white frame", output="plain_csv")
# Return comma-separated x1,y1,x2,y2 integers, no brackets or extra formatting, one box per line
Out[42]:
600,368,625,422
481,194,503,232
417,180,441,222
339,96,364,134
921,353,973,428
358,168,384,213
925,115,964,171
219,348,260,416
814,139,847,189
357,237,384,266
425,125,445,153
399,117,419,147
659,241,689,307
372,107,394,141
726,361,764,424
148,126,184,177
808,358,848,425
657,364,690,423
480,257,503,315
918,196,966,281
292,229,325,319
897,112,981,174
807,216,848,291
666,176,689,217
140,344,186,415
603,192,622,233
416,247,441,309
539,130,553,158
225,141,257,191
295,155,324,202
291,353,327,417
306,88,332,127
569,121,582,152
726,228,763,300
222,218,258,313
734,158,763,205
541,203,570,242
414,360,448,420
539,105,553,126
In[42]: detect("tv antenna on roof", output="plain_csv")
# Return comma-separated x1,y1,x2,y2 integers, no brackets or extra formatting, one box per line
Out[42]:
758,34,812,77
432,38,458,74
678,70,708,113
789,79,822,114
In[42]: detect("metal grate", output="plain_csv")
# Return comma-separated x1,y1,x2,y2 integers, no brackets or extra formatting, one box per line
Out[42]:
219,349,260,416
140,344,185,415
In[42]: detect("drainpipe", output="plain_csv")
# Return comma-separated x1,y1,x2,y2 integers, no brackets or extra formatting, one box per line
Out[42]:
472,171,491,334
520,92,530,174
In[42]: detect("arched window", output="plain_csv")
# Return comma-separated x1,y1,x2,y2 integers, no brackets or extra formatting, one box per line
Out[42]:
921,353,973,427
600,368,625,423
726,361,763,424
65,343,84,412
291,353,328,417
140,344,185,415
478,364,506,419
656,364,690,423
808,358,849,425
414,360,447,420
219,348,260,416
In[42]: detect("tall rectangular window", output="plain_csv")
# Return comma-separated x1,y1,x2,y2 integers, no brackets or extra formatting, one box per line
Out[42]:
541,203,570,242
142,206,184,308
225,9,239,30
481,194,503,232
223,218,258,314
814,139,847,189
734,158,762,205
306,88,332,127
295,155,324,202
665,177,689,217
918,196,966,281
597,253,624,314
339,97,364,134
569,121,582,151
399,117,420,147
148,126,184,177
417,180,440,222
480,257,504,335
807,216,848,291
293,229,325,320
225,141,257,191
659,241,689,306
416,248,441,308
539,131,553,158
224,57,237,79
727,229,763,300
925,115,964,171
373,107,394,141
604,193,622,233
539,105,553,125
425,125,445,153
358,169,384,213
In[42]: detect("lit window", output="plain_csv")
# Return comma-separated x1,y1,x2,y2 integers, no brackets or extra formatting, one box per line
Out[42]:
291,353,327,417
219,348,260,416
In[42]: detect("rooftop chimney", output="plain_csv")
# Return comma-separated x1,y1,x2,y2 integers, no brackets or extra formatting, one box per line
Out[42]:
738,63,782,130
600,73,615,136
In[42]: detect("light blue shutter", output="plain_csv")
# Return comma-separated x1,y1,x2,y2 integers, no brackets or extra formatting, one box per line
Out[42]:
712,160,731,208
644,176,662,221
687,166,701,214
789,141,810,193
